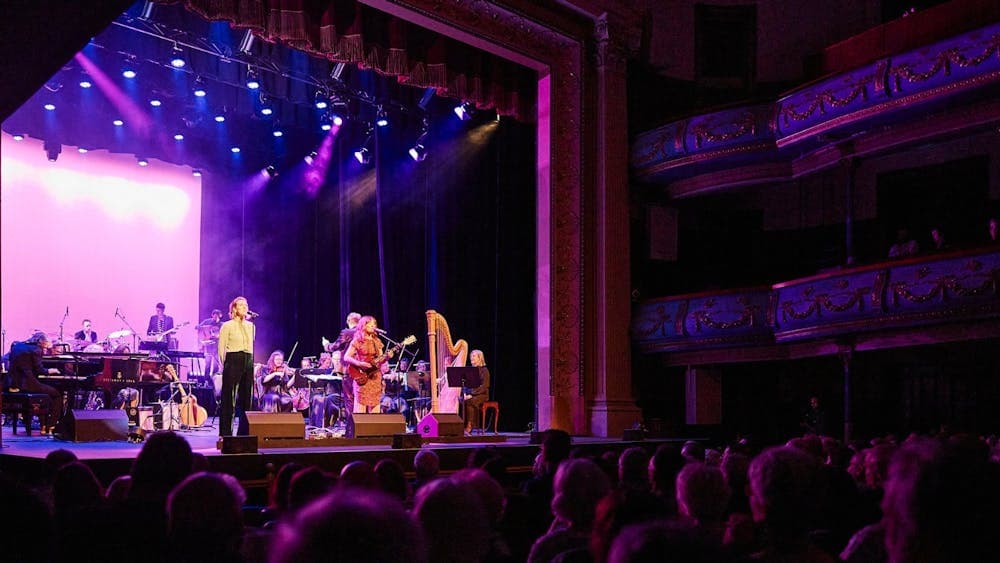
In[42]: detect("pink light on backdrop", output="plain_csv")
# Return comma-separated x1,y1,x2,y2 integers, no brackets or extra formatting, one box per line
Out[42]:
302,126,339,197
1,133,201,351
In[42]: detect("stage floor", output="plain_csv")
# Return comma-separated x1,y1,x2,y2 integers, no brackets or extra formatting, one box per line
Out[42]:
0,424,670,497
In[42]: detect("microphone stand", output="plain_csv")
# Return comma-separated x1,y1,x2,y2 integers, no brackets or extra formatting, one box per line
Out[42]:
58,307,69,343
115,308,141,354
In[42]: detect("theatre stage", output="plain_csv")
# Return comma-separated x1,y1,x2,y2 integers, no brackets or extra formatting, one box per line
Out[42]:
0,425,673,502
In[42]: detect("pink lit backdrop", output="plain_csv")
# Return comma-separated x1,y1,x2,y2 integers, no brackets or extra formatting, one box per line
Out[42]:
1,133,201,352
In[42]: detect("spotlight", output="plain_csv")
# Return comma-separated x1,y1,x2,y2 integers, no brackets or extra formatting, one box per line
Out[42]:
230,146,241,153
354,147,371,165
238,30,255,54
173,133,184,141
13,134,24,141
246,68,260,90
44,140,61,162
193,85,207,97
122,66,137,79
43,103,56,111
214,114,226,123
262,165,278,178
320,123,332,131
315,92,328,109
332,115,343,126
376,107,389,127
169,46,186,68
454,101,474,121
408,143,427,162
260,105,273,116
304,151,318,165
272,130,283,137
78,147,88,153
113,119,124,126
137,157,149,167
79,80,92,88
150,99,162,107
192,169,202,177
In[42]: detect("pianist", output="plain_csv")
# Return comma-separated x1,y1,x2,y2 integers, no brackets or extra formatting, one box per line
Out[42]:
6,331,63,434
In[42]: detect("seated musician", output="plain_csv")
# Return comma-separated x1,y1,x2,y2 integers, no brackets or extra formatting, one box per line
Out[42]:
463,349,491,434
73,319,98,344
6,332,63,434
259,350,295,413
343,315,390,414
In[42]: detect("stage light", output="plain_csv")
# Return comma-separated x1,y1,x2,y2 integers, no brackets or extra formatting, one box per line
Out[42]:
231,146,241,153
454,101,474,121
262,165,278,178
354,147,371,165
192,169,202,177
315,91,328,109
238,30,255,54
79,80,92,88
408,143,427,162
77,147,88,153
260,106,273,116
169,45,186,68
193,86,207,97
150,99,162,107
273,130,283,137
113,119,124,126
320,123,332,131
13,134,24,141
137,157,149,167
332,115,343,126
174,133,184,141
304,151,318,165
246,68,260,90
44,140,61,162
214,114,226,123
122,67,137,79
43,103,56,111
376,107,389,127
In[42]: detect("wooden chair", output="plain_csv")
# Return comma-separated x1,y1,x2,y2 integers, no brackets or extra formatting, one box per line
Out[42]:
480,401,500,434
2,392,52,436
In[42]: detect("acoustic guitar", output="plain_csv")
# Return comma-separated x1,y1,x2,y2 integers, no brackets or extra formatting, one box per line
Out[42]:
347,335,416,386
164,364,208,427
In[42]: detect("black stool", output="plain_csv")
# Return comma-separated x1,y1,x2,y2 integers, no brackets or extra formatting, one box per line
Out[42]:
2,392,53,436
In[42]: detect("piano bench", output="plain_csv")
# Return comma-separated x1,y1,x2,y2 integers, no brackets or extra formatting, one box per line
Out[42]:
481,401,500,434
2,392,53,436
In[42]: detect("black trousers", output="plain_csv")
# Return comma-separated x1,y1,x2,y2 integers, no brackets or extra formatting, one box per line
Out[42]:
220,351,253,436
17,375,63,428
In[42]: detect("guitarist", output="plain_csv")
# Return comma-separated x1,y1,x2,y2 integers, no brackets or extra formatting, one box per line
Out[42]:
343,315,390,414
146,302,176,348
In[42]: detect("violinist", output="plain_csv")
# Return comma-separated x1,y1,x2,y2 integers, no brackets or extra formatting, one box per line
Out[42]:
258,350,296,412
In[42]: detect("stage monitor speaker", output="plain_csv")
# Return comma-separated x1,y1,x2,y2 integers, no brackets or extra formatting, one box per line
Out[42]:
354,413,406,437
56,409,129,442
417,413,464,437
221,435,258,454
246,411,305,441
392,433,423,449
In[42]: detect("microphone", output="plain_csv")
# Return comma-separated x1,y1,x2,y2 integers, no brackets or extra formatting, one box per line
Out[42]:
374,327,387,335
247,310,260,319
115,307,119,318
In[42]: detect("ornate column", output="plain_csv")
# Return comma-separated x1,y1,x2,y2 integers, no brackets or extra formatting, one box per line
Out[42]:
587,13,641,436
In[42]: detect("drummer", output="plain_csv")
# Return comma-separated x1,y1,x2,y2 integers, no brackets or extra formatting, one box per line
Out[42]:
73,319,98,345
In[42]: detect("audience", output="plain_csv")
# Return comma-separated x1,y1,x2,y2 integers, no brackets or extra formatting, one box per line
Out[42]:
6,424,1000,563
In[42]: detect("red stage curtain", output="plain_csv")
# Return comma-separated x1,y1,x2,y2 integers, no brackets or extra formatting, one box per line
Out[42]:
159,0,532,119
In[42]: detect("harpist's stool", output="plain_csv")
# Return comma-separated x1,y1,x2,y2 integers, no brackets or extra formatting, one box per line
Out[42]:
2,392,53,436
481,401,500,434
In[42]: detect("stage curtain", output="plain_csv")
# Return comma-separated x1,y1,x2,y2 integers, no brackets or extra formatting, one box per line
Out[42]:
157,0,532,119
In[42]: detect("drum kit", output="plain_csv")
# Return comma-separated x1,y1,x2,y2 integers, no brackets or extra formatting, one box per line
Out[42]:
67,329,134,353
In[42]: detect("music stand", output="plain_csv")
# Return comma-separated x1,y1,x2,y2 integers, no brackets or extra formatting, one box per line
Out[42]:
406,370,431,395
446,366,483,389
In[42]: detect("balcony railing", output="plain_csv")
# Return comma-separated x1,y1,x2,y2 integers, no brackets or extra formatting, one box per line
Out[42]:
633,247,1000,353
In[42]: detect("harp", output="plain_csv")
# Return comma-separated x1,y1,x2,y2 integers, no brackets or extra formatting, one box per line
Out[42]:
426,310,468,413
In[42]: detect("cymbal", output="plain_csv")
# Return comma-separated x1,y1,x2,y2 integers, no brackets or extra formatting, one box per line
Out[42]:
109,329,133,338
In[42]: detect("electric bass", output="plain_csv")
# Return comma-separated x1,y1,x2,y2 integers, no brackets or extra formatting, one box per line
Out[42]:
346,335,416,386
